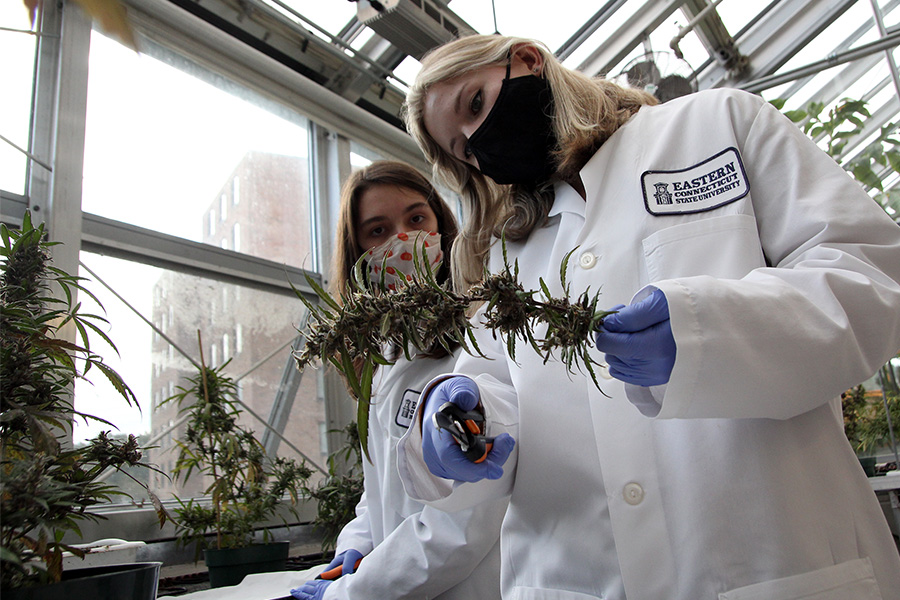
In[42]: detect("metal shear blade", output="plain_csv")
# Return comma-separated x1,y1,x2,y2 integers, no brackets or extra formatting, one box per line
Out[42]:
432,402,494,463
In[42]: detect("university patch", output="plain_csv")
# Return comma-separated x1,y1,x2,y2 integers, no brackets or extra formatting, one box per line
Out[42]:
395,388,420,429
641,147,749,215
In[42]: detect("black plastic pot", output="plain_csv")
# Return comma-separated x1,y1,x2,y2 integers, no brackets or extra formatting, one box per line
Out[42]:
204,541,290,588
1,562,161,600
859,455,877,477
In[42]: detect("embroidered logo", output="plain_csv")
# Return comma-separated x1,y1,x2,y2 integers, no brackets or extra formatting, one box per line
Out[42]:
642,147,749,215
395,389,420,428
653,182,673,205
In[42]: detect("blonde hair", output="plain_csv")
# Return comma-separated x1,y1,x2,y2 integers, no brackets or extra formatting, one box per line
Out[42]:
403,34,657,292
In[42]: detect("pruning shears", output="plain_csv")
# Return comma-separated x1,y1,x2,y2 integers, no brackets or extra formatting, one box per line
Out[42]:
432,402,494,463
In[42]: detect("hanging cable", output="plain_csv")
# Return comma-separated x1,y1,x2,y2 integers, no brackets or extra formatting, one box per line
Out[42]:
79,260,198,369
0,132,53,172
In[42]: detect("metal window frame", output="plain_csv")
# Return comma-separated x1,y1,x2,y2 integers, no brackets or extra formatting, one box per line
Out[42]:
2,0,422,545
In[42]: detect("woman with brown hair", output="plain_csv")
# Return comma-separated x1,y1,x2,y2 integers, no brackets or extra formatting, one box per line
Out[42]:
292,160,505,600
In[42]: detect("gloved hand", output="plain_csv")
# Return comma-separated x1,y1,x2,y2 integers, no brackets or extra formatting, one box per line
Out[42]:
421,376,515,483
321,548,363,578
593,288,676,387
291,579,332,600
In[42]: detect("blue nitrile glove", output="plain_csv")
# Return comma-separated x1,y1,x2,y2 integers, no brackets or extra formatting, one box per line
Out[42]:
421,376,515,483
593,288,676,387
291,579,332,600
324,548,363,577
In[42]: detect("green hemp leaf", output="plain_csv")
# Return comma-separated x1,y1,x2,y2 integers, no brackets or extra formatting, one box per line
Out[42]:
292,238,614,460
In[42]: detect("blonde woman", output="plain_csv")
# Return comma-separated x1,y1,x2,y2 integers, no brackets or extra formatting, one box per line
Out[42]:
292,161,505,600
396,34,900,600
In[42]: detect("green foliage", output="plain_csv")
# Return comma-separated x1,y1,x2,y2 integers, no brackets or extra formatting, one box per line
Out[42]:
842,383,900,456
293,238,615,458
776,97,900,466
776,97,870,157
858,391,900,457
776,97,900,217
161,355,313,560
0,212,166,590
305,422,364,552
847,126,900,217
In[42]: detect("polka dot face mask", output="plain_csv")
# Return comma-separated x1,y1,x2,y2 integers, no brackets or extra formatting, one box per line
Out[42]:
365,231,443,291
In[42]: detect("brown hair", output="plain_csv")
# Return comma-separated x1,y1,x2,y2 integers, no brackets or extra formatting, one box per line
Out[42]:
331,160,459,298
403,34,657,292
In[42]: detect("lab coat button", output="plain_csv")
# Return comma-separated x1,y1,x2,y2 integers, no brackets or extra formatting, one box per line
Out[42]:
578,252,597,269
623,483,644,505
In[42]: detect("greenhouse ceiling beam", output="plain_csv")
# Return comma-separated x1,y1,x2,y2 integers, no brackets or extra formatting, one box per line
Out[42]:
738,30,900,93
698,0,855,90
577,0,685,77
242,0,412,99
328,34,408,106
679,0,746,77
778,0,900,105
870,0,900,102
128,0,409,128
793,52,883,113
554,0,628,62
125,0,421,160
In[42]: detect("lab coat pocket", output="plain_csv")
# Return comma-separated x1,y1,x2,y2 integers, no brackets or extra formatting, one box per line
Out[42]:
718,557,882,600
511,586,602,600
642,214,765,281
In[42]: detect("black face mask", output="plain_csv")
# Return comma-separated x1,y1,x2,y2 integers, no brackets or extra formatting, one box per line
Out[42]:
466,61,557,186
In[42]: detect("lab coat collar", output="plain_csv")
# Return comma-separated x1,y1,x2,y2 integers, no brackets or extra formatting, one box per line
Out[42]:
565,114,638,220
548,180,587,219
548,119,631,220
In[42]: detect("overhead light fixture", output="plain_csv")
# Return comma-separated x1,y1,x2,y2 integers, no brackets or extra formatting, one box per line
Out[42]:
355,0,476,60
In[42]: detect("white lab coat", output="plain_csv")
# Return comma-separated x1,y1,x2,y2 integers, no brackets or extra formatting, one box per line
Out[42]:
323,348,506,600
398,89,900,600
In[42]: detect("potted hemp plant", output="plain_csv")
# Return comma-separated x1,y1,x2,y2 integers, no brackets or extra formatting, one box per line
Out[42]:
161,336,313,588
843,382,900,477
305,421,364,552
0,212,167,599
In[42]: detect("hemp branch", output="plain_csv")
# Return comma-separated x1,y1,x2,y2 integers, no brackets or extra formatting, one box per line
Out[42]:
291,240,613,459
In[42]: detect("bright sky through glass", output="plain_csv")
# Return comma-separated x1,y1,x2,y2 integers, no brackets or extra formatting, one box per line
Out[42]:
0,1,37,194
82,32,309,243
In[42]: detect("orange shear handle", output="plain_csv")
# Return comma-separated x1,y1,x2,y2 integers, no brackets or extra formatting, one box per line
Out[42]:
317,557,363,580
